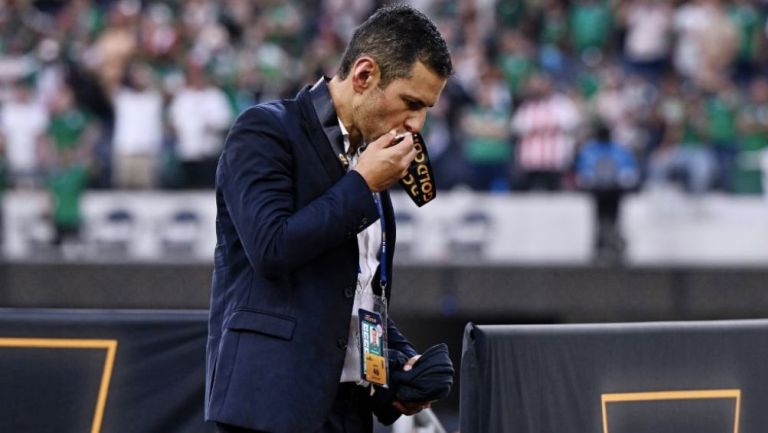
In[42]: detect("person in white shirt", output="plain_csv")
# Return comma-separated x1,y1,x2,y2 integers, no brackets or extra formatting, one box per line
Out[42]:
112,63,164,189
620,0,673,83
168,62,232,189
0,79,49,188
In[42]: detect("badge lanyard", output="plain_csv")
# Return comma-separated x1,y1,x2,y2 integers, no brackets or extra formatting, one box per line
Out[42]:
371,191,388,362
358,192,390,387
373,193,388,296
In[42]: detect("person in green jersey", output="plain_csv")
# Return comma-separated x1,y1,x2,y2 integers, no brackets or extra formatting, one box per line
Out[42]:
735,77,768,194
45,87,95,247
48,148,89,247
702,78,741,191
569,0,614,60
461,72,513,191
728,0,764,84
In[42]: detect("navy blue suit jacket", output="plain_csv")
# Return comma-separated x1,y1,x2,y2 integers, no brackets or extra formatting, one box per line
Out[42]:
205,79,416,433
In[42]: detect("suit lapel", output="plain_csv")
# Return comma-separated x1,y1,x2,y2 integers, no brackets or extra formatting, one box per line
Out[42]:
297,78,346,183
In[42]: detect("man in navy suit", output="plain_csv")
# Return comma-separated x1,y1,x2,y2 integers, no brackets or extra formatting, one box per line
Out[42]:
205,5,452,433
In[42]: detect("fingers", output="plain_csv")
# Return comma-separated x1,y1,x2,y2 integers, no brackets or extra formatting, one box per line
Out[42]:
379,133,415,176
392,399,431,416
397,149,415,179
355,131,416,191
403,354,421,372
392,401,406,414
392,401,419,416
389,135,416,175
388,132,414,155
369,129,398,150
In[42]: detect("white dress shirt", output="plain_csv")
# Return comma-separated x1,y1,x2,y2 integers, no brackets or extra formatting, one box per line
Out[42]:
338,119,382,384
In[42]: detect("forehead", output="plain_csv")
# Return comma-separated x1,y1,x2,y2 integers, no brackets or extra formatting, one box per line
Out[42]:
385,61,446,106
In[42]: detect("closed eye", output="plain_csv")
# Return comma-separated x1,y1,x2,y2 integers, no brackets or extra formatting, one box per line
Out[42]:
403,97,426,111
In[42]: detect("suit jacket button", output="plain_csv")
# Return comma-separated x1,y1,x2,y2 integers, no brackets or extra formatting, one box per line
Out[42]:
344,286,355,298
346,231,354,239
337,338,347,349
361,217,368,226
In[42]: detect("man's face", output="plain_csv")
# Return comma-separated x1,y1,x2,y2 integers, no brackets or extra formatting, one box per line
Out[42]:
353,61,446,143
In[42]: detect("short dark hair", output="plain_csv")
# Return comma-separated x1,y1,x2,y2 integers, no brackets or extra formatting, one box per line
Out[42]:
337,4,453,87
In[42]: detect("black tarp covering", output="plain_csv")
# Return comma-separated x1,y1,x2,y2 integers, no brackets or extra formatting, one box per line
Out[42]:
460,320,768,433
0,309,214,433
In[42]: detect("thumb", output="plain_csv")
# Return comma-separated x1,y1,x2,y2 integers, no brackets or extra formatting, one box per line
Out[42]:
403,354,421,372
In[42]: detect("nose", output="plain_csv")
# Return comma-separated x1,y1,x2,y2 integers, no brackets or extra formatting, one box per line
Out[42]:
404,110,427,133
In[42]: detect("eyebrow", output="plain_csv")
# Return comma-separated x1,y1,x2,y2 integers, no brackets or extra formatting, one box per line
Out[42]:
402,94,432,109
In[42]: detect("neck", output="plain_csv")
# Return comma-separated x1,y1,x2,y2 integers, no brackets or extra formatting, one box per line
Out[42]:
328,76,363,149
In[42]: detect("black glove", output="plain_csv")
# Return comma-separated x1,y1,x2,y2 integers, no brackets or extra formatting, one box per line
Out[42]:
389,343,454,403
371,344,454,424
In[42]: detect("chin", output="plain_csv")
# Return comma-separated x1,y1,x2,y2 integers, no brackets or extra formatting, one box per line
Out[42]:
363,130,385,144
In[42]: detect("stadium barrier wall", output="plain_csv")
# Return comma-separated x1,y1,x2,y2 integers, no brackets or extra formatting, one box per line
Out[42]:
4,190,768,265
2,262,768,322
460,321,768,433
0,309,213,433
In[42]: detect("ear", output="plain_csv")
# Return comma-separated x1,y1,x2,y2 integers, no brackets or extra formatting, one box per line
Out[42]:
350,56,380,93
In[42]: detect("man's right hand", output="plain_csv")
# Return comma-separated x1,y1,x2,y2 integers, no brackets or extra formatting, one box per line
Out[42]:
392,399,432,416
354,129,416,192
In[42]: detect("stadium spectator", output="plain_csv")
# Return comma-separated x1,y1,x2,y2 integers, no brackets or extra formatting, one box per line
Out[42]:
88,2,139,95
112,62,163,189
701,76,741,192
0,0,763,199
673,0,739,87
728,0,766,84
569,0,615,62
64,62,115,189
0,78,48,188
460,68,513,191
497,29,536,100
618,0,673,84
647,88,716,195
46,86,99,168
535,0,569,80
168,62,232,189
0,136,4,246
47,145,89,249
46,84,94,249
576,123,639,264
593,68,632,143
735,76,768,194
511,73,582,191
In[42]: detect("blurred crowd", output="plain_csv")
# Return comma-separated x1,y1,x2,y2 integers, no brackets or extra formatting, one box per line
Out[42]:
1,0,768,215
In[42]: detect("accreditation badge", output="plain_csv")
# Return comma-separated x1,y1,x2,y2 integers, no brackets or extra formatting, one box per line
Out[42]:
358,308,388,387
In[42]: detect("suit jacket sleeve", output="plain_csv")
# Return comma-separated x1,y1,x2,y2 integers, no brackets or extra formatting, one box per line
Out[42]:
220,105,379,277
372,317,418,425
388,317,417,358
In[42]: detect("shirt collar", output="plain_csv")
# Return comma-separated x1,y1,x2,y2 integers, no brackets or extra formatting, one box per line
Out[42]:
337,117,351,155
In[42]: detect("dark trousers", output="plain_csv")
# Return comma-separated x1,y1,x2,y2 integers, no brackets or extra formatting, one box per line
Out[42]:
591,189,626,263
516,170,562,191
216,383,373,433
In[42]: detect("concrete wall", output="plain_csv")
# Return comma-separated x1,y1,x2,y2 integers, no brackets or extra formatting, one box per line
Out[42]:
4,190,768,264
2,262,767,323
